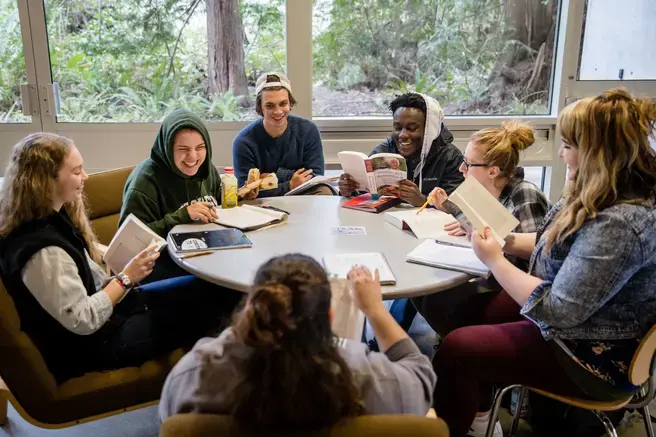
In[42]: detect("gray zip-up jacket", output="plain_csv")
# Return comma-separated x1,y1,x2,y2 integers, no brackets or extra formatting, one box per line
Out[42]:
159,328,436,421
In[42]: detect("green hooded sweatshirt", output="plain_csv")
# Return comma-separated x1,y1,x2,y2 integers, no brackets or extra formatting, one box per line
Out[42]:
119,109,221,237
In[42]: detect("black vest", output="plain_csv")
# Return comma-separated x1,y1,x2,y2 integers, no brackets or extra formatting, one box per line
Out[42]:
0,210,125,382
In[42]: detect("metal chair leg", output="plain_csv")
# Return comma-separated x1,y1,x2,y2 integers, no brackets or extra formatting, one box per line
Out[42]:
509,387,527,437
486,385,520,437
591,410,619,437
643,404,655,437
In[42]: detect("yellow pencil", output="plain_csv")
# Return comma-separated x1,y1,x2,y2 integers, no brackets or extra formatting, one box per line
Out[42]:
179,250,214,259
416,191,436,215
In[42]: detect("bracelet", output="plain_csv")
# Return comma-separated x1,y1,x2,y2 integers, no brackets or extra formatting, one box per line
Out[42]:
115,272,133,290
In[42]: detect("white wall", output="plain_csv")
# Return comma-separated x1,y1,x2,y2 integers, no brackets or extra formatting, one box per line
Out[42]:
579,0,656,81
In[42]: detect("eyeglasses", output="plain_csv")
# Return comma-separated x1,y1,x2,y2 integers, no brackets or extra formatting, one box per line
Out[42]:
462,157,489,170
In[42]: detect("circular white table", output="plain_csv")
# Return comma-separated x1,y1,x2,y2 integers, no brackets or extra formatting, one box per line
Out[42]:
168,196,471,299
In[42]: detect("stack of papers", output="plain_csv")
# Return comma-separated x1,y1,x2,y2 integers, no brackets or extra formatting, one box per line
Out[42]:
406,240,490,278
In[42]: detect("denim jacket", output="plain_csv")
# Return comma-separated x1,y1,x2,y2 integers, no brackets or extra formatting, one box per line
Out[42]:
521,198,656,341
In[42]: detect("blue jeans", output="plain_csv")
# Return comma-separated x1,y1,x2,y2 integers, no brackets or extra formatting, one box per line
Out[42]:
96,276,243,371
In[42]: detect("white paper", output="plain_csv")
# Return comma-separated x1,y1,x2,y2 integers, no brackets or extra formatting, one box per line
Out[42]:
103,214,167,274
330,226,367,235
323,252,396,285
385,209,471,247
329,277,366,341
406,240,490,278
214,205,286,230
449,177,519,246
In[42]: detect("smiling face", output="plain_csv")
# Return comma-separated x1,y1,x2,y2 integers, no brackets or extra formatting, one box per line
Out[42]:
173,129,207,177
559,141,580,182
392,107,425,158
261,88,291,131
54,145,88,206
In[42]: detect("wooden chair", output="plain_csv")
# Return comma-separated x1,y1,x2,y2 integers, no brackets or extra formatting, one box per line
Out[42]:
159,414,450,437
486,324,656,437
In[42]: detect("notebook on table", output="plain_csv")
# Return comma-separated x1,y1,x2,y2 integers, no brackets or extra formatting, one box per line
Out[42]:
169,228,253,253
284,175,339,196
341,193,402,214
323,252,396,285
384,209,471,248
214,204,288,232
406,240,490,278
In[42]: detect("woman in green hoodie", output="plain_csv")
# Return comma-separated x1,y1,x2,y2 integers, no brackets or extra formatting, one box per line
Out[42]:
120,109,222,282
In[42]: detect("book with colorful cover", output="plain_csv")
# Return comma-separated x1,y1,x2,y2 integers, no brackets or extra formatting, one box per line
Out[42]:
338,151,407,193
341,193,402,213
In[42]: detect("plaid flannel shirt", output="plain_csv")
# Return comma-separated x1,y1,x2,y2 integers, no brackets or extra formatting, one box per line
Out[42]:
444,167,550,270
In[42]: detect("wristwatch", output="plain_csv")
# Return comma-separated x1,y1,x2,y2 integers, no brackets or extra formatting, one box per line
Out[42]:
115,272,133,290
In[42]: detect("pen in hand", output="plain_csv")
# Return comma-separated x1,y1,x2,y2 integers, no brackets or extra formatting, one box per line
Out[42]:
416,191,436,215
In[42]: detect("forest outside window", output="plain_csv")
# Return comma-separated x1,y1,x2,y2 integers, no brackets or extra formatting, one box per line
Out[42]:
312,0,560,117
44,0,285,123
1,0,31,123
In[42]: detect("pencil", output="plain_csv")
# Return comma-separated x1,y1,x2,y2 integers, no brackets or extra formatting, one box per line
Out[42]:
416,191,436,215
179,250,214,259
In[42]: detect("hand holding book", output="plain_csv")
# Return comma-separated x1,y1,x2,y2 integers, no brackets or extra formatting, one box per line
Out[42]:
471,226,505,266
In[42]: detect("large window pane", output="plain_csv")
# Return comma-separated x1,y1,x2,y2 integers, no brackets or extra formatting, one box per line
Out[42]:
312,0,559,117
579,0,656,81
45,0,285,123
0,0,30,123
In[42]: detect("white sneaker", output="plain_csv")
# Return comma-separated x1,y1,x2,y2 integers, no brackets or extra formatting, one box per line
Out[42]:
468,411,503,437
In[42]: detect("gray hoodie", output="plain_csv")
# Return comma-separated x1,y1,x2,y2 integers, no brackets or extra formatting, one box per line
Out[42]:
159,328,436,421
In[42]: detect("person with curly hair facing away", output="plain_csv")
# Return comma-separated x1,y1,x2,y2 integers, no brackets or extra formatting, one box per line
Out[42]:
160,254,436,431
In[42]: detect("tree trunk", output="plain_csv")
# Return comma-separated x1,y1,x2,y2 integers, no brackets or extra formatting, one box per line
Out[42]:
207,0,248,98
504,0,557,50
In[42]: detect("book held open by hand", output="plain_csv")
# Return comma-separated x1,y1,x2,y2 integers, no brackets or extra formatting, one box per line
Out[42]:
103,214,167,274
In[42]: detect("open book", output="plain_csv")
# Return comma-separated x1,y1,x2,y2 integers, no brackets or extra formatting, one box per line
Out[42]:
338,151,407,193
285,175,339,196
214,204,288,232
406,240,490,278
323,252,396,285
447,176,519,246
103,214,167,274
329,278,366,341
384,209,471,248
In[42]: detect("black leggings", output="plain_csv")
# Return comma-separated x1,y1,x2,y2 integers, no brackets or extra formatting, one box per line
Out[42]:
95,275,243,371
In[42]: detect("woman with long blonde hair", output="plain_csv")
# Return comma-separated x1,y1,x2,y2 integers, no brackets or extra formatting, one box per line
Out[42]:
0,133,235,382
430,89,656,437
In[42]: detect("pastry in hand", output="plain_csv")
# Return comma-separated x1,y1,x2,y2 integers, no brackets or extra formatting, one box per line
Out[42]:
259,173,279,190
247,168,260,184
238,168,263,197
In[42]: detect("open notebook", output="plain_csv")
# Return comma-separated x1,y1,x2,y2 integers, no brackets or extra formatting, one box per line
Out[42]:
285,175,339,196
323,252,396,285
104,214,167,274
214,204,288,232
406,240,490,278
385,209,471,248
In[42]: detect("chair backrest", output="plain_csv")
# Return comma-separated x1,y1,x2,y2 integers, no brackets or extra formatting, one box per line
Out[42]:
629,324,656,386
84,166,135,245
0,279,59,415
159,414,449,437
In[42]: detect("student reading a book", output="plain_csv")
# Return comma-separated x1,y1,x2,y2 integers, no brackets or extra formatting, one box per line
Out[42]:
338,92,464,206
232,73,330,198
0,133,239,383
120,108,221,281
160,254,436,429
412,122,550,337
431,89,656,437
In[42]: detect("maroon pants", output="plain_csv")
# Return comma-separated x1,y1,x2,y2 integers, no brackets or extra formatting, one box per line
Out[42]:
432,291,588,437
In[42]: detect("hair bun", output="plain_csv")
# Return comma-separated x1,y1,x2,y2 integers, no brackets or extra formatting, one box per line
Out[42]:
502,122,535,152
248,282,296,344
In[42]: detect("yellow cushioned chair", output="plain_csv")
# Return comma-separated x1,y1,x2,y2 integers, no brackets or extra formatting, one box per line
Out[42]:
0,166,186,429
84,166,135,246
159,414,450,437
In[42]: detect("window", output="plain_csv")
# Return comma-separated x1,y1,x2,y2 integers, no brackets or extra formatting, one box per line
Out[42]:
44,0,285,123
0,0,30,123
579,0,656,81
312,0,559,117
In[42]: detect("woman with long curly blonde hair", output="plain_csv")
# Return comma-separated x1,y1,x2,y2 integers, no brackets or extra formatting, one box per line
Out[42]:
430,89,656,437
0,133,237,382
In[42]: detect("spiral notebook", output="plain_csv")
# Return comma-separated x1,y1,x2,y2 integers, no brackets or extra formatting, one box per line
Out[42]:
406,240,490,278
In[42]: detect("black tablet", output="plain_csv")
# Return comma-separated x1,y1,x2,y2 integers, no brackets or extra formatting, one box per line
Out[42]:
169,228,253,253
